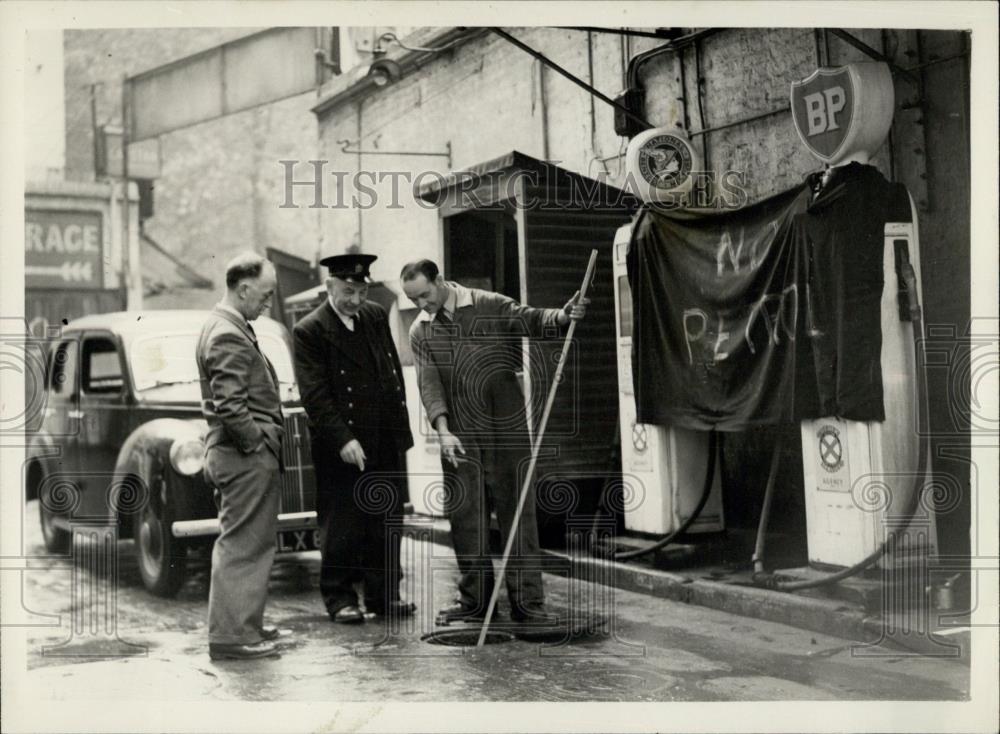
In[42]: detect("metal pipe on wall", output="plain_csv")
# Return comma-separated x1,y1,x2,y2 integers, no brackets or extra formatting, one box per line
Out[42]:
537,59,550,161
587,31,597,156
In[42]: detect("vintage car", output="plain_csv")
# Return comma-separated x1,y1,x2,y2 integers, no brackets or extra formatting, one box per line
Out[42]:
25,310,317,597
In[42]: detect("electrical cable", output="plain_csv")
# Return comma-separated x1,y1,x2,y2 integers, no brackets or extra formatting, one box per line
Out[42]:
377,31,465,55
590,430,718,561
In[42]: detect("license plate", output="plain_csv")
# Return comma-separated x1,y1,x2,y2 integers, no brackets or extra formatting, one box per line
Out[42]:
277,528,321,553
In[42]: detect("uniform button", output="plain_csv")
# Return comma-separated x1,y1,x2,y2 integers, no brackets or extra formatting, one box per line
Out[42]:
348,402,354,408
347,387,352,392
348,419,354,425
340,369,345,375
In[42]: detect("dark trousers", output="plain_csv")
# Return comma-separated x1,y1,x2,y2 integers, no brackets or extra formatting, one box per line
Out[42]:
205,445,280,645
443,447,544,612
314,444,405,615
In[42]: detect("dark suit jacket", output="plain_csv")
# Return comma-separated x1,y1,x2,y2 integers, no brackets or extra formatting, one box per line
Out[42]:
196,306,284,458
293,300,413,473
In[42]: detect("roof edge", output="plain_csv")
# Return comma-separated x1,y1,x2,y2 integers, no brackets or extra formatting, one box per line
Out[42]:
311,27,488,117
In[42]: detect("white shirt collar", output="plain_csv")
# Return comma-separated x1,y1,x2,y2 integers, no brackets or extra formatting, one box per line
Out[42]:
415,281,473,324
328,296,356,331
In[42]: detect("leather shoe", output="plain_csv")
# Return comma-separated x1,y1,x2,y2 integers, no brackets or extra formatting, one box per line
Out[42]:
435,602,488,624
330,604,365,624
209,639,280,661
369,600,416,618
260,625,293,641
511,605,561,626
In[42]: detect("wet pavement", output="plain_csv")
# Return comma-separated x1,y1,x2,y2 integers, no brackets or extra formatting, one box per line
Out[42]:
17,501,969,702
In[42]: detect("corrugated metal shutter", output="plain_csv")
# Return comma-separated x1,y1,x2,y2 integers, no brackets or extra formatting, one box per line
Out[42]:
523,201,629,486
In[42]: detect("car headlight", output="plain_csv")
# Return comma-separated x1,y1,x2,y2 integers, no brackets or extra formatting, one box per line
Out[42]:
169,438,205,476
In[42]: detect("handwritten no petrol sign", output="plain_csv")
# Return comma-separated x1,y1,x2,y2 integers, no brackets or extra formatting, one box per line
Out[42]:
25,210,104,290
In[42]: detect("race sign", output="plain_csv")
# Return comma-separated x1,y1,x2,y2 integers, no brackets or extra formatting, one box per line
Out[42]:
25,210,104,290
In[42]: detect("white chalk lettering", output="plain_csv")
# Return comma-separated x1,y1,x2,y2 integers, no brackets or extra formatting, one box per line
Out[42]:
744,283,798,354
716,228,745,275
682,309,708,365
713,316,731,362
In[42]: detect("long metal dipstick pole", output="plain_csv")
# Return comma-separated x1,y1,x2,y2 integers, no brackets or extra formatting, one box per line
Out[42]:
476,249,599,648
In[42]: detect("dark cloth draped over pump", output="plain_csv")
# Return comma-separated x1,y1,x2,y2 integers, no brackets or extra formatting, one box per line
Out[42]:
626,162,912,431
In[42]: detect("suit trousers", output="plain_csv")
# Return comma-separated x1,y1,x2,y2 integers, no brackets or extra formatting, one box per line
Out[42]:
314,445,406,615
205,445,280,645
443,447,544,613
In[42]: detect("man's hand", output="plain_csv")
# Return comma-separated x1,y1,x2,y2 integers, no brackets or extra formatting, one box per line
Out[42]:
339,439,367,471
558,290,590,325
438,429,466,467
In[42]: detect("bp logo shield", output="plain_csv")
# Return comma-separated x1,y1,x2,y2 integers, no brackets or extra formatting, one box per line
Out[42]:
791,67,856,164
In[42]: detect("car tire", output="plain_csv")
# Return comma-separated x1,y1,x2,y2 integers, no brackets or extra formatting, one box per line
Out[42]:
39,490,71,554
134,496,187,597
36,467,72,554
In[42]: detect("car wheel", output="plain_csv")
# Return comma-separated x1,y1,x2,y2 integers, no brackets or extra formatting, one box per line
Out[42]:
39,492,71,554
134,497,187,597
37,469,72,554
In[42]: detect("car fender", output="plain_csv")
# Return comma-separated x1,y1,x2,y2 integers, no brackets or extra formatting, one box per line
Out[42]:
112,418,211,525
24,431,65,501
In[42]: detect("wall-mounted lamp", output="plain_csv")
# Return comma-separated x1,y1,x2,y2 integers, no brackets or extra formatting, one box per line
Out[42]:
364,31,460,88
368,52,403,87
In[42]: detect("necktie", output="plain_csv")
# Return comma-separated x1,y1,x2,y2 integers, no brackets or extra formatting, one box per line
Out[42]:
246,322,280,389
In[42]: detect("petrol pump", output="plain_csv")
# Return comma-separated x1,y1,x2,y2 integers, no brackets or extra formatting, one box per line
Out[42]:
612,127,724,538
613,63,936,581
791,62,937,571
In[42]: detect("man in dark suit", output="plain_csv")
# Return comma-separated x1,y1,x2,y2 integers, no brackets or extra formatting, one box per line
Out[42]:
293,253,414,624
196,252,288,661
401,259,586,626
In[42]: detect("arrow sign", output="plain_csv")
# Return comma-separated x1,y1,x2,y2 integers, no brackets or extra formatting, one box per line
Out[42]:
25,262,95,283
25,210,104,290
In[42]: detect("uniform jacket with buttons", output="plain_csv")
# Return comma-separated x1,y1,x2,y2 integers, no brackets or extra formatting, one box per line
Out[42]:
197,306,284,457
408,282,564,443
293,300,413,467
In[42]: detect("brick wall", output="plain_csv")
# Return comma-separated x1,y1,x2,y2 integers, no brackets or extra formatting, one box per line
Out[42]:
63,28,322,309
313,26,970,551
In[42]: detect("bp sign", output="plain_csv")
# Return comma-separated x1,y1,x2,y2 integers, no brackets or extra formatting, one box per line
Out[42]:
791,62,894,166
25,210,104,290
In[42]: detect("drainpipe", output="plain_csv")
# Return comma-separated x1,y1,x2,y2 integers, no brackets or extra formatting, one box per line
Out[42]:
536,59,550,161
355,100,364,249
587,31,597,155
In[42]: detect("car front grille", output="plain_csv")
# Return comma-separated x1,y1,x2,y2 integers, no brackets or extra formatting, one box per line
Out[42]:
279,407,316,517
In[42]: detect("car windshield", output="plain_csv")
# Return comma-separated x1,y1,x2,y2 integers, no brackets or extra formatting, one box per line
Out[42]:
129,331,299,402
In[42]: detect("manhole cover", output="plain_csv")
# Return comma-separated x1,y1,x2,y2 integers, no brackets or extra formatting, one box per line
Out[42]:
421,629,516,646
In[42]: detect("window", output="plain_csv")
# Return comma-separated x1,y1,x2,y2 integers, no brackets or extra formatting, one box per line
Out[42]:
49,340,79,396
130,330,298,403
82,337,124,394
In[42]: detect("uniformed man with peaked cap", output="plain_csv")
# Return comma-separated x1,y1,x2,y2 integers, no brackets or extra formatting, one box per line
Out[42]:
292,253,414,623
